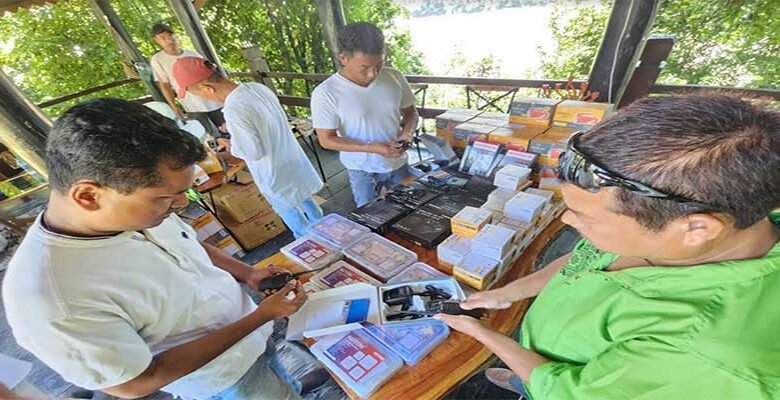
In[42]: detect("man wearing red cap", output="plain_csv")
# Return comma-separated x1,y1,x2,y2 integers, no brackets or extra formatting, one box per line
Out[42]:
172,57,324,238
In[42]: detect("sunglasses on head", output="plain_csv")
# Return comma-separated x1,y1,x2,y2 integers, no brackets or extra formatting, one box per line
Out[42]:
557,131,723,210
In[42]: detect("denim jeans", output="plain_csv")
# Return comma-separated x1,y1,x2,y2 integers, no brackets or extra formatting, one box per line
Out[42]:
347,165,409,207
509,374,530,398
207,338,302,400
275,197,324,238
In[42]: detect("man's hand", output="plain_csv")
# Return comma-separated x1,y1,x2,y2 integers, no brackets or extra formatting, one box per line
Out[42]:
368,142,405,158
244,265,291,294
460,288,514,310
255,281,307,320
216,137,232,153
435,313,488,337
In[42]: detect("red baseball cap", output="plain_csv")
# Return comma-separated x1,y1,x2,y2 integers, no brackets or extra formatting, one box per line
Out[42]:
172,57,216,97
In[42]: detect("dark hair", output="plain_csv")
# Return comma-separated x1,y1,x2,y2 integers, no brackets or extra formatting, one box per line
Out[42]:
46,98,207,194
337,22,384,55
151,23,174,37
578,93,780,231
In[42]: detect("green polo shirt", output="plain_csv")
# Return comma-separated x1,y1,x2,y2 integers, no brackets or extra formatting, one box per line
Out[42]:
521,215,780,399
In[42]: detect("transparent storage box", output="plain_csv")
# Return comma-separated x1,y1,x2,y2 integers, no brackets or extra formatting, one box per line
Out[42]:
307,213,371,249
310,329,403,398
387,262,446,284
280,235,342,270
311,260,381,289
365,320,450,365
344,233,418,281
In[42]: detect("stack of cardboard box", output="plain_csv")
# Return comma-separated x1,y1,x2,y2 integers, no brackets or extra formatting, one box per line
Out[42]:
208,177,286,250
177,202,246,260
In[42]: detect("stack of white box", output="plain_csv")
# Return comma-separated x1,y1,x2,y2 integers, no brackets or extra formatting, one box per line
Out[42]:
493,165,532,191
469,224,517,283
504,192,547,224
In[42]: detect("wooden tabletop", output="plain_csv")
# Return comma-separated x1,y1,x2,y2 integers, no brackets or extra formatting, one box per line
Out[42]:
253,218,566,400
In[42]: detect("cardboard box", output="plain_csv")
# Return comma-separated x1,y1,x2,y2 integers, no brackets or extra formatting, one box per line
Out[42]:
198,145,224,174
494,165,531,191
454,253,498,290
528,127,577,166
471,224,516,261
209,181,271,223
488,125,546,151
497,217,533,245
451,122,496,148
224,208,286,250
509,97,560,127
437,233,472,271
468,117,506,127
216,236,246,259
435,111,479,145
504,192,547,223
478,111,510,121
451,206,493,238
552,100,613,130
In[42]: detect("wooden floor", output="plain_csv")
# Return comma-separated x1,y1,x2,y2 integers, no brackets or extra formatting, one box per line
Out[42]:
0,138,581,399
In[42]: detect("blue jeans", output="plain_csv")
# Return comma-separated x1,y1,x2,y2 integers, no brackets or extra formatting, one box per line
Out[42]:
509,374,530,398
208,338,302,400
275,197,324,238
347,165,410,207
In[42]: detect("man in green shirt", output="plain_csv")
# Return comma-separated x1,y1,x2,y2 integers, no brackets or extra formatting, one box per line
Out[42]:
437,94,780,399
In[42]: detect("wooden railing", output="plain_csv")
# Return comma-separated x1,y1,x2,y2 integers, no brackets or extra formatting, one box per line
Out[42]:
36,71,779,112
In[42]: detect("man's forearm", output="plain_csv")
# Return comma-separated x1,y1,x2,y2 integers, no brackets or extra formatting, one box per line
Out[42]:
400,108,419,136
316,130,374,153
473,327,548,382
104,308,273,398
500,253,571,302
159,82,180,114
202,243,252,283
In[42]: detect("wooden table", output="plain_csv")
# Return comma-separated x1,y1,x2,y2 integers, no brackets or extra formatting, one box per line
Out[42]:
252,218,566,400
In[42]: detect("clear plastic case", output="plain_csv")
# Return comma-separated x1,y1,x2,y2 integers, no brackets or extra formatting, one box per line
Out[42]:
307,213,371,249
344,233,418,281
387,262,446,284
365,320,450,365
280,235,342,270
310,329,403,398
311,260,381,289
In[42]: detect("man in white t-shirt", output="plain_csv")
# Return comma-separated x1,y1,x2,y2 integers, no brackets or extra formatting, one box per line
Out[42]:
150,23,228,147
2,99,328,400
311,22,419,207
173,57,324,238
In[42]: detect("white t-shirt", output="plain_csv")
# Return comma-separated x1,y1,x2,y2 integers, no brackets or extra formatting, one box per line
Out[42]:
2,214,272,399
151,50,222,113
224,83,323,211
311,67,415,173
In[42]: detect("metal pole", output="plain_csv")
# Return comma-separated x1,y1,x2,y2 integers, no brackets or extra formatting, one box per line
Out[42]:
314,0,347,71
587,0,662,104
88,0,165,101
167,0,225,75
0,70,49,178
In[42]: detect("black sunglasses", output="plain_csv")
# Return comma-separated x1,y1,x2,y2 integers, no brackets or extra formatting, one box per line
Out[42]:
557,131,724,210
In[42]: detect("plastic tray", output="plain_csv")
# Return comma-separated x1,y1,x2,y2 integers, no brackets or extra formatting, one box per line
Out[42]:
311,260,382,289
310,329,403,398
280,235,342,270
365,320,450,365
344,233,418,281
387,262,447,284
307,213,371,249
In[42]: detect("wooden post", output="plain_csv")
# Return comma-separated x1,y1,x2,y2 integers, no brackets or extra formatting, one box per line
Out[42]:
0,69,49,179
616,35,675,108
587,0,662,104
88,0,165,102
240,46,278,95
167,0,225,75
314,0,346,71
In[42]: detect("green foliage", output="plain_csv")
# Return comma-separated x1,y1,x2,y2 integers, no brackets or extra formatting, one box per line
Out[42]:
0,0,427,118
538,0,779,88
410,0,554,17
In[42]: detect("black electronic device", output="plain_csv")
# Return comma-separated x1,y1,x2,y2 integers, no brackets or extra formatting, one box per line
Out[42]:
384,301,486,321
397,140,412,150
348,199,412,234
256,265,329,291
386,182,442,209
390,208,451,248
462,175,495,200
423,188,485,218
